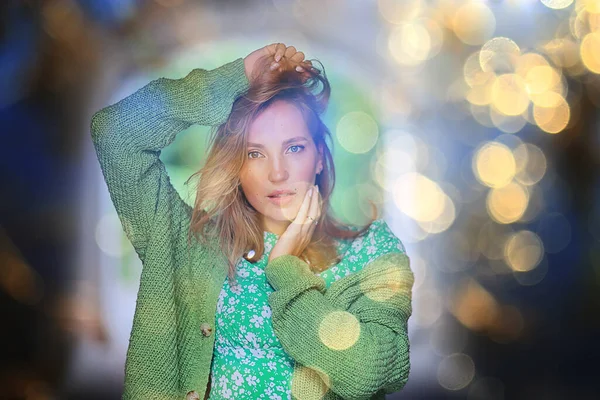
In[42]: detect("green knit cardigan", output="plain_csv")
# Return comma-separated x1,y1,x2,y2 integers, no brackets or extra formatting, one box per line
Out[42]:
90,57,414,400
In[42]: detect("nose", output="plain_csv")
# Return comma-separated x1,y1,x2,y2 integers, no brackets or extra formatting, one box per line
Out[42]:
268,156,289,182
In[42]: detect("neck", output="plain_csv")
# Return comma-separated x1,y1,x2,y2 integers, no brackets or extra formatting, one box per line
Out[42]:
261,216,290,236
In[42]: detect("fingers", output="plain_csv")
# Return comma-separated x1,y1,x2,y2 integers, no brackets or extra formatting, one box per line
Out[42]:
306,184,320,227
294,185,314,226
290,51,304,62
274,43,286,62
267,44,320,76
284,46,297,59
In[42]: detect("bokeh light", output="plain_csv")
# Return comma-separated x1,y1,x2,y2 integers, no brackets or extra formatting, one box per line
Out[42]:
487,182,530,224
504,230,544,272
291,365,331,399
452,2,496,46
318,311,361,350
541,0,574,10
336,111,379,154
580,32,600,73
437,353,476,390
473,142,516,188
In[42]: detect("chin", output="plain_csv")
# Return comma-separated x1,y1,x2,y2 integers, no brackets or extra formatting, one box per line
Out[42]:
261,206,297,222
266,211,294,222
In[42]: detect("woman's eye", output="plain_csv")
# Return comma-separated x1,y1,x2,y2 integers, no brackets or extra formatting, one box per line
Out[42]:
288,145,305,153
247,145,304,159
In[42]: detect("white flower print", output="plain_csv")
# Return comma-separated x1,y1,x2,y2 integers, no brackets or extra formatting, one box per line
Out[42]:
264,240,273,253
352,237,363,252
261,305,272,318
250,347,266,358
232,347,246,359
209,219,407,399
230,283,243,295
245,332,257,343
216,344,229,355
246,375,259,386
221,387,232,399
216,297,224,313
250,315,264,328
232,370,244,386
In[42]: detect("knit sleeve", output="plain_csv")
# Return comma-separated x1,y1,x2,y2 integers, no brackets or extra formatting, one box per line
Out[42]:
264,222,413,399
90,58,249,260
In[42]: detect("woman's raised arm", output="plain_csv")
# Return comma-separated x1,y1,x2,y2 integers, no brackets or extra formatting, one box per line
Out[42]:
90,58,249,261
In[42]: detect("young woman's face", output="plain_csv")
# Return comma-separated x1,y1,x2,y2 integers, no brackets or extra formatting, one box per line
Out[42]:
239,100,323,235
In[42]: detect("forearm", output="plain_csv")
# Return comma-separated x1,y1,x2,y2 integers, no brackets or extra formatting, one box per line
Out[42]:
265,253,413,398
89,57,249,259
91,57,249,151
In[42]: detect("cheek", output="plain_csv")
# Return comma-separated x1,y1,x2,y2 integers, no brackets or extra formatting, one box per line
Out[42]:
240,170,265,202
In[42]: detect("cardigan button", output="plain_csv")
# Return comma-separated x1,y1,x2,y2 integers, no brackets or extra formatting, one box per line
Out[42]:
200,322,213,337
186,390,200,400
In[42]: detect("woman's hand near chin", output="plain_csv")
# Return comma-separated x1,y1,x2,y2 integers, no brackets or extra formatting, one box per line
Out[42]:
268,184,321,264
243,42,318,84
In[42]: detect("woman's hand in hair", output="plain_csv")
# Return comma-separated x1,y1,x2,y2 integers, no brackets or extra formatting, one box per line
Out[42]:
268,184,322,264
243,43,317,84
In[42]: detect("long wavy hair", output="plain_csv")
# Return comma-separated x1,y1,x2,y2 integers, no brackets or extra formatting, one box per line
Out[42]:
186,54,377,284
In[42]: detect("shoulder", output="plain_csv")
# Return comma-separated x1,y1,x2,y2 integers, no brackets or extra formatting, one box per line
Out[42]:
360,219,406,253
344,219,406,266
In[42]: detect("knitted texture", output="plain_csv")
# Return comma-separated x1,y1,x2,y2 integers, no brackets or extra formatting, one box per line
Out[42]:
265,252,413,400
90,57,414,400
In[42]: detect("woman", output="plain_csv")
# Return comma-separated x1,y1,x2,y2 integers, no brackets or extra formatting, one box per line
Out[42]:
91,43,414,400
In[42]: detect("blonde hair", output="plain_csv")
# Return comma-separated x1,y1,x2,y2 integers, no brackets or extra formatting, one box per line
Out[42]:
186,55,376,284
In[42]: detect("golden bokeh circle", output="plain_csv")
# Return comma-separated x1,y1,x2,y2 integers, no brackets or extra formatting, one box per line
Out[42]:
318,311,361,351
533,93,570,134
491,74,530,116
487,182,529,224
291,365,330,400
473,142,516,188
452,2,496,45
581,32,600,73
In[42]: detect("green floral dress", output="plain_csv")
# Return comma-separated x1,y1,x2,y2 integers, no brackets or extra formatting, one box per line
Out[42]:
207,219,406,399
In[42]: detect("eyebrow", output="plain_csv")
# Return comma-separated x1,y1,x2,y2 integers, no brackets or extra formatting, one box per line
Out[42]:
247,136,308,149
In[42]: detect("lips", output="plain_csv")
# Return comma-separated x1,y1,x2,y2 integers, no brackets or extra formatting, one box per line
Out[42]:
267,192,296,205
267,190,295,198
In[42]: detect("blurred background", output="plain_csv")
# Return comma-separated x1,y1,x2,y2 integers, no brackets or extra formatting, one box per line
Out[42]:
2,0,600,399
